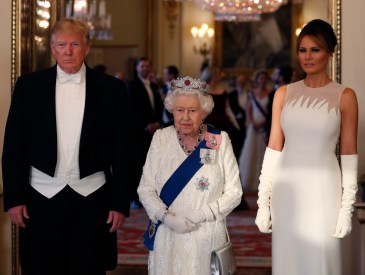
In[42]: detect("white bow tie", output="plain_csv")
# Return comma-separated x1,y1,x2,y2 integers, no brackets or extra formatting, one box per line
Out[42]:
58,72,82,84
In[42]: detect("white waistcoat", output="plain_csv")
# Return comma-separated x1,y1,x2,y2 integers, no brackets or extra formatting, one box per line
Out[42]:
30,64,105,198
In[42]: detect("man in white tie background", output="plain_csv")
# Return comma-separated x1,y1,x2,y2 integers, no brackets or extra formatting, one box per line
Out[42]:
127,57,163,209
2,18,132,275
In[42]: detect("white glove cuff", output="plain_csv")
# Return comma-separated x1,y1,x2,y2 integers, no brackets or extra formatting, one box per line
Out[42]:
259,147,282,184
155,207,168,221
264,147,282,163
340,154,358,211
201,204,215,222
341,154,358,175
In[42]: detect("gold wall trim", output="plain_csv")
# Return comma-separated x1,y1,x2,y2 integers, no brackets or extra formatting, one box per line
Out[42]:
335,0,342,83
11,2,21,274
328,0,341,83
146,0,153,62
11,0,19,90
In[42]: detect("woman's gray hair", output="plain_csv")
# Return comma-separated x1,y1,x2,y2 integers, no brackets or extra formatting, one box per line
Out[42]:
164,76,214,117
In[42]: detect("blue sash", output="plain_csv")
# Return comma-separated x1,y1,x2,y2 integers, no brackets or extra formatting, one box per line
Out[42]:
143,126,221,250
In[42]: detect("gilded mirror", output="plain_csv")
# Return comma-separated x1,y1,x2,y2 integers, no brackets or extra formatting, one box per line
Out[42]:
10,0,342,274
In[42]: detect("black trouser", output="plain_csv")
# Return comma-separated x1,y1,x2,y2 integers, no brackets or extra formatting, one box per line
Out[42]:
20,184,117,275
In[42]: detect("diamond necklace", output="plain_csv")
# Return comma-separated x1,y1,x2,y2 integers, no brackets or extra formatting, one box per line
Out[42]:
176,124,204,155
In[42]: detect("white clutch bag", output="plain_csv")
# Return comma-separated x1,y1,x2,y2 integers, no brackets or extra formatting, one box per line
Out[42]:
210,218,237,275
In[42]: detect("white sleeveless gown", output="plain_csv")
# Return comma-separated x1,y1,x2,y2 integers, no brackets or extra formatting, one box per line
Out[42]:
272,80,345,275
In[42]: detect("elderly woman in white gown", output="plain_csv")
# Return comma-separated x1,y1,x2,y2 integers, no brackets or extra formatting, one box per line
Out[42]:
137,76,242,275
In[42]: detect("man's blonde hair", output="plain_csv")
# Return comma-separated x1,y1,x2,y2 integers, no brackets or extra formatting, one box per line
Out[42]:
50,18,90,44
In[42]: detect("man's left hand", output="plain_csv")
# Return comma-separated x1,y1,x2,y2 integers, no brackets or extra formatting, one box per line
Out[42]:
106,211,126,232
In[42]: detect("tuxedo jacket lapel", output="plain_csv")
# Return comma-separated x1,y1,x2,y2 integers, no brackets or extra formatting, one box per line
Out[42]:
79,66,100,153
38,65,100,169
40,66,58,160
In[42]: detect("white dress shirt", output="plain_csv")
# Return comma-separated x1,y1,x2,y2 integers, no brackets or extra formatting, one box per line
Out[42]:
140,76,155,110
30,64,106,198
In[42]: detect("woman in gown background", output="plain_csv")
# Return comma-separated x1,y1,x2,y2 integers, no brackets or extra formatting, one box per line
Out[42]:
201,66,250,210
239,71,270,192
255,19,358,275
200,66,242,159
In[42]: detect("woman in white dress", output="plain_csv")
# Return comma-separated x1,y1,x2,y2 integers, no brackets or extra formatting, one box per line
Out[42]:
137,76,242,275
255,19,358,275
239,71,270,192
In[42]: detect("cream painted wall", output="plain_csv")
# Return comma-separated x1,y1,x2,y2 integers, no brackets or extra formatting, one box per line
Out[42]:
153,1,214,79
0,0,13,274
339,2,365,274
154,2,213,79
153,1,182,79
93,0,146,51
302,0,329,23
342,0,365,176
87,0,147,78
181,2,214,78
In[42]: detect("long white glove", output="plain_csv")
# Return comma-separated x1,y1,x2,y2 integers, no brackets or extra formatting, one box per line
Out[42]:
255,147,281,233
179,205,215,224
164,213,198,234
333,154,358,238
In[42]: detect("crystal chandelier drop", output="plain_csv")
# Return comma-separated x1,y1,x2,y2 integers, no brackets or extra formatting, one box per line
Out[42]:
194,0,288,21
65,0,112,40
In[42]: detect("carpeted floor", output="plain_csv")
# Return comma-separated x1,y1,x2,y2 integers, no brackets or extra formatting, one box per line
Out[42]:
107,265,271,275
117,193,271,269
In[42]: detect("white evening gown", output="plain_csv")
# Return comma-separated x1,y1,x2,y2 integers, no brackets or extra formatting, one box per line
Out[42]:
137,126,242,275
239,95,268,191
272,80,344,275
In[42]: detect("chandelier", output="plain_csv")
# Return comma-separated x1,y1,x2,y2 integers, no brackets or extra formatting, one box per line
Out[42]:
193,0,288,21
65,0,112,40
191,23,215,61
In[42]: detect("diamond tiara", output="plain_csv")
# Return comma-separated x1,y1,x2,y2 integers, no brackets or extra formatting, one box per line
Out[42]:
170,76,210,95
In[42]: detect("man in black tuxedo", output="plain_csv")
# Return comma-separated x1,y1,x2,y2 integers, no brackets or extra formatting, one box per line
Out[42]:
127,57,163,208
2,19,132,275
228,73,248,158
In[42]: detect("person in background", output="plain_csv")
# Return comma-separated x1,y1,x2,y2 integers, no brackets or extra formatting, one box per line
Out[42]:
93,63,107,74
114,70,126,81
162,65,179,99
255,19,358,275
265,65,293,137
162,65,179,126
291,67,302,83
127,57,163,209
270,65,292,93
149,71,164,93
137,76,242,274
202,66,250,210
227,73,249,158
238,70,270,192
200,66,241,159
2,18,132,275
